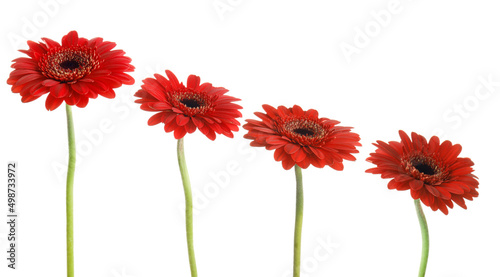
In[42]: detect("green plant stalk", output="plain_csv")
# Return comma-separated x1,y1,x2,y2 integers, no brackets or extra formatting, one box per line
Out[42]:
177,138,198,277
414,199,429,277
293,165,304,277
65,104,76,277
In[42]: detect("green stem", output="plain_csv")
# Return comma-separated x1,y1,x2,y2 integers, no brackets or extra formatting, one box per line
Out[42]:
177,138,198,277
65,104,76,277
414,199,429,277
293,165,304,277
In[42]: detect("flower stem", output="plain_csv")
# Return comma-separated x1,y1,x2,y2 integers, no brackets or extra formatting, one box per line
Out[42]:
177,138,198,277
414,199,429,277
65,104,76,277
293,165,304,277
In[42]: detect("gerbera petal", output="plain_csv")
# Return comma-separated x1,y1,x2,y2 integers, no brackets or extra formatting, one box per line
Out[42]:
75,96,89,108
282,156,296,170
409,179,424,190
165,70,181,89
451,195,468,209
330,162,344,171
62,30,79,46
399,130,413,152
187,74,201,90
284,143,300,154
185,120,197,134
50,83,69,98
174,127,187,139
292,105,304,116
99,89,116,99
435,186,452,200
274,147,287,161
176,114,190,126
291,148,307,163
42,79,61,87
45,94,64,111
148,112,167,126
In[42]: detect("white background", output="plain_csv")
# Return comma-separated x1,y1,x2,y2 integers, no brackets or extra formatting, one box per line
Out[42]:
1,0,499,276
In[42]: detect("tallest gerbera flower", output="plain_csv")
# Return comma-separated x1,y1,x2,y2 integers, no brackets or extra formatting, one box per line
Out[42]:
7,30,135,110
7,31,135,277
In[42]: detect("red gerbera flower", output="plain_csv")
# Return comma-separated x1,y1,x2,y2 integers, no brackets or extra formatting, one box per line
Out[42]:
366,130,479,215
7,30,135,111
243,104,361,170
134,70,242,140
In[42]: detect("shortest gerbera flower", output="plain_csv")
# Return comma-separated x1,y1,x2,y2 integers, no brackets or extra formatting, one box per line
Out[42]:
243,104,361,170
366,130,479,215
366,130,479,277
134,70,242,140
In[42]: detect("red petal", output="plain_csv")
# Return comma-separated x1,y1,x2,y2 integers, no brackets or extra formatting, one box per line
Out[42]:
42,79,61,87
45,95,64,111
399,130,412,152
186,74,200,90
76,96,89,108
148,112,166,126
282,156,296,170
291,148,307,163
174,127,187,139
99,90,116,99
284,143,300,154
409,179,424,190
165,70,181,89
50,83,69,98
176,114,190,126
62,31,79,46
291,105,304,116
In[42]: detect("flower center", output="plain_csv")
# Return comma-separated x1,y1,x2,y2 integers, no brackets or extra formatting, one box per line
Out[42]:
180,98,202,108
38,46,100,83
280,119,327,145
403,154,448,185
412,161,436,175
59,60,80,70
170,91,214,116
293,127,315,137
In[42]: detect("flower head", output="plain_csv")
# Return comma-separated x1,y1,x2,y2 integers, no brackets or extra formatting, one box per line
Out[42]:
7,31,135,111
134,70,242,140
366,130,479,214
243,104,361,170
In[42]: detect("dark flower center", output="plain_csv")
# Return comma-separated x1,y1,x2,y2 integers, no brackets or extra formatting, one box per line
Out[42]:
404,154,448,185
180,98,202,108
412,161,436,175
39,46,100,83
280,119,327,145
293,128,315,137
59,60,80,70
171,91,213,116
